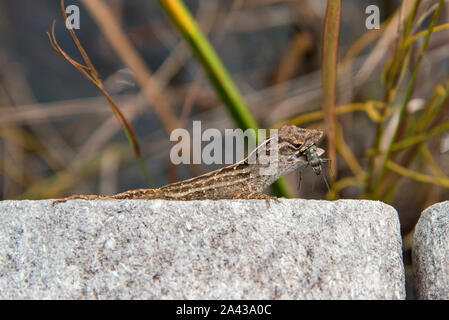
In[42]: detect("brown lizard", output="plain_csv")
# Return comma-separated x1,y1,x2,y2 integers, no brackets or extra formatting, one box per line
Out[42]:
53,125,324,203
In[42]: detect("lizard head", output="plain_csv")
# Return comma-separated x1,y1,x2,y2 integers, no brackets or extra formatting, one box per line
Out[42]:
277,125,324,154
250,125,325,178
275,125,325,175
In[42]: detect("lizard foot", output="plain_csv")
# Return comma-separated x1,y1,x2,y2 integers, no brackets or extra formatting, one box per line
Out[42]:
231,191,279,207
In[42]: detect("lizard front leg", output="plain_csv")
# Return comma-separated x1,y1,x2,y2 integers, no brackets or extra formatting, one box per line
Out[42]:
231,189,279,207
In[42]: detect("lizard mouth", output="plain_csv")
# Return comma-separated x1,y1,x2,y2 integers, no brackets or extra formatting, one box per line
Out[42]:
290,147,325,161
290,153,307,161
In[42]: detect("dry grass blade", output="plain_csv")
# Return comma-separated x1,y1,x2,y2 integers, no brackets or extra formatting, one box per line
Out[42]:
47,2,155,186
80,0,180,133
321,0,341,180
335,124,366,182
386,160,449,189
391,120,449,152
47,21,141,158
372,0,445,198
60,0,100,82
275,101,386,128
47,22,89,71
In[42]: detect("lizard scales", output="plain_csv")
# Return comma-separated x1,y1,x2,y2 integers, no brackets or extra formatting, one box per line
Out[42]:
54,125,324,202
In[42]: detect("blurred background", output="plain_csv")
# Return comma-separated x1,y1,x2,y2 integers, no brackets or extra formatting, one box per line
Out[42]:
0,0,448,297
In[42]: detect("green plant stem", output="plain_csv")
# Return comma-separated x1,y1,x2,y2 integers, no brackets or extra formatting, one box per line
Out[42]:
372,0,444,198
158,0,292,197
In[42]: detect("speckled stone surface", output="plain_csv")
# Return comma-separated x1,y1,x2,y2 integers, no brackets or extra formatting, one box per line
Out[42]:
413,201,449,300
0,199,404,299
